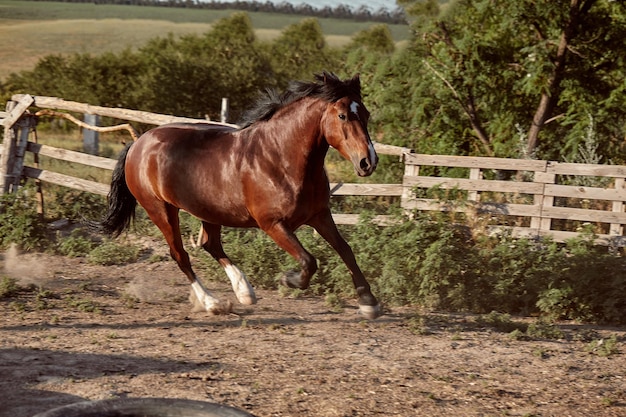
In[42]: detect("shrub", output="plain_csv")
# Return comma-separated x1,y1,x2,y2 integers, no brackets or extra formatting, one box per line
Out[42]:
0,190,49,250
0,276,21,298
46,188,107,223
87,240,139,265
536,230,626,324
56,228,97,257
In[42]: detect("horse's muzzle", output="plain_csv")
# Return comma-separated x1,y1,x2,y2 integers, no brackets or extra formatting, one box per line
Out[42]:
355,154,378,177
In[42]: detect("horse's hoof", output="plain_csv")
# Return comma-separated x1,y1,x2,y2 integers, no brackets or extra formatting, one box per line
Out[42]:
280,270,304,289
236,292,257,306
209,300,233,315
359,303,382,320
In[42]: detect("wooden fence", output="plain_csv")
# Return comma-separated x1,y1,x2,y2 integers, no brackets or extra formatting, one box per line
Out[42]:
2,95,625,247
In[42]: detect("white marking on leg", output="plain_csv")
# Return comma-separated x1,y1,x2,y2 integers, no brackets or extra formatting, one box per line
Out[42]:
191,280,220,312
359,303,382,320
225,264,257,305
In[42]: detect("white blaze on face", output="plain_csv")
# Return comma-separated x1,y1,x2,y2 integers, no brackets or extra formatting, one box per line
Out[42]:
350,101,360,119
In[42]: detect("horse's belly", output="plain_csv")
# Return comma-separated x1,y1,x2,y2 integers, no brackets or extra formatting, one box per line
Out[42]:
182,198,258,229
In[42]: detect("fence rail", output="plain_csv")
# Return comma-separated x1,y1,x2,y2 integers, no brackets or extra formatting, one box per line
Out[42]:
402,153,626,246
2,95,625,246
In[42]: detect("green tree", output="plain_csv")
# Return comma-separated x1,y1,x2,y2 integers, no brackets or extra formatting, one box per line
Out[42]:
269,18,340,86
347,24,396,55
378,0,626,161
135,13,274,121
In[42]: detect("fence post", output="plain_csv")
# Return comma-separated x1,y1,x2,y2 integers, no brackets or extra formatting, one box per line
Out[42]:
533,164,556,237
220,98,229,123
1,96,34,193
1,101,16,193
401,154,419,216
610,177,625,238
83,113,99,155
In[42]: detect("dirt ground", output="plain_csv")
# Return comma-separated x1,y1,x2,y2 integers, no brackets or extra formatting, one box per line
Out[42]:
1,246,625,417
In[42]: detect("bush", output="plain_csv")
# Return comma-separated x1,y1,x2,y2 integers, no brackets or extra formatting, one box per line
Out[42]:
46,188,107,222
87,240,139,265
56,228,97,257
0,191,49,250
536,230,626,324
0,276,21,298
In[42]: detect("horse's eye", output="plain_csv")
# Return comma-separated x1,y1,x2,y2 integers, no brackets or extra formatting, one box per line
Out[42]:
338,114,347,121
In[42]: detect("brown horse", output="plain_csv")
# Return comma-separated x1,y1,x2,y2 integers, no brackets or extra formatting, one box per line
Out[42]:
99,72,381,319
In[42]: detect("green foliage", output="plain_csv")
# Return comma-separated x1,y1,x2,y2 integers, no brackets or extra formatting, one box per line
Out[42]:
585,335,620,357
269,18,340,86
87,240,139,266
525,319,565,340
535,231,626,324
56,229,97,257
476,311,526,333
221,228,293,289
46,188,108,223
0,191,49,251
0,276,21,298
66,296,101,314
347,24,396,54
368,0,626,161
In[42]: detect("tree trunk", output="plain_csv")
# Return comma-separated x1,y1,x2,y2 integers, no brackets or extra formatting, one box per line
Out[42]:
526,0,596,156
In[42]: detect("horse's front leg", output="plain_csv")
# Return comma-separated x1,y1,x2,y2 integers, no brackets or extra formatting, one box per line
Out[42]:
307,210,382,319
262,222,318,291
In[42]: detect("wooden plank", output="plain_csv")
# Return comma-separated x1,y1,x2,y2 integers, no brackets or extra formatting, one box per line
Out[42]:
541,206,626,223
26,142,117,170
11,94,239,128
329,183,403,196
1,95,33,128
487,226,626,247
332,213,395,226
544,183,626,201
547,161,626,177
403,199,541,217
22,166,110,196
533,171,556,184
403,175,544,194
404,153,547,171
373,142,412,156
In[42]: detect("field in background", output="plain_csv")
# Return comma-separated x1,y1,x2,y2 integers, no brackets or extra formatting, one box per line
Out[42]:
0,0,410,81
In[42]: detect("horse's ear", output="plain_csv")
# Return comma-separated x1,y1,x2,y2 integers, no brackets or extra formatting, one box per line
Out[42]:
352,74,361,88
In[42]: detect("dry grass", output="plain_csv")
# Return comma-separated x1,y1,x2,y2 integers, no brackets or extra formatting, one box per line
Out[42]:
0,0,409,81
0,19,290,80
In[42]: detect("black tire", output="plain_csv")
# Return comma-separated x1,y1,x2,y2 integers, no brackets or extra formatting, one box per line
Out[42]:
32,398,256,417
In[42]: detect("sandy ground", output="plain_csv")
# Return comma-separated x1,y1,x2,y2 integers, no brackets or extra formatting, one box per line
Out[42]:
1,248,625,417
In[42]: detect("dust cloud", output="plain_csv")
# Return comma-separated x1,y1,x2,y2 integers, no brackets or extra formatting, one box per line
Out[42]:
2,244,47,286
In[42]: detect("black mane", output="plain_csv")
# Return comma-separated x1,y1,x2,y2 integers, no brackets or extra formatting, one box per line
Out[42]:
238,72,361,129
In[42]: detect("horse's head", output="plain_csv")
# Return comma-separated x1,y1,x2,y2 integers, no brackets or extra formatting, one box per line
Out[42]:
320,74,378,177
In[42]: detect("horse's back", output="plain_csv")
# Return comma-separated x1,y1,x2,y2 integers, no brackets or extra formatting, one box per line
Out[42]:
125,122,254,226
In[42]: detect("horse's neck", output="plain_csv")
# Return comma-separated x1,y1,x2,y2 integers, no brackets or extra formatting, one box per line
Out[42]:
248,99,329,175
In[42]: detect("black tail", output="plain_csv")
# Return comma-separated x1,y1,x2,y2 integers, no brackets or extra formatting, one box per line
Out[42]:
98,144,137,237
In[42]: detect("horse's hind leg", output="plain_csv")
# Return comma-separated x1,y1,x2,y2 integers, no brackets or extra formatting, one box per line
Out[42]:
148,203,232,314
199,222,256,305
308,209,382,319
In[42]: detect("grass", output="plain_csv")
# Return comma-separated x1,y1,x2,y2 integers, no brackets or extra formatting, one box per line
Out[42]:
0,0,410,80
